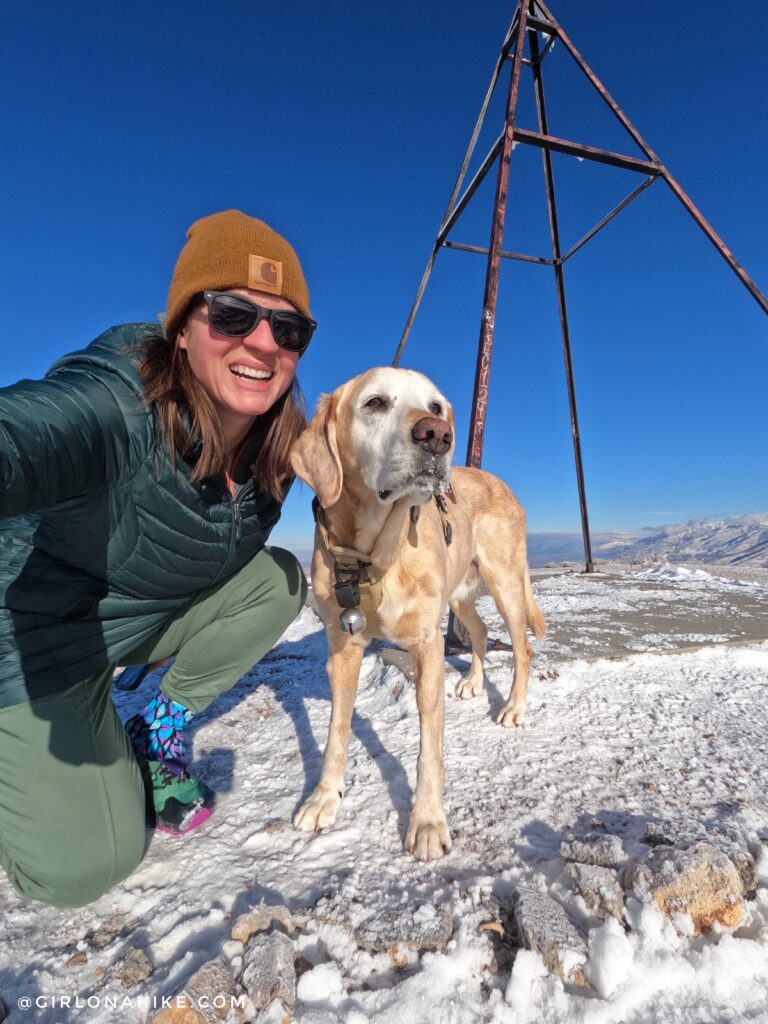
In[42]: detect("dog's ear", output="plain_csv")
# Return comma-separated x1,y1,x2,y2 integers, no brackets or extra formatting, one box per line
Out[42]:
291,392,343,507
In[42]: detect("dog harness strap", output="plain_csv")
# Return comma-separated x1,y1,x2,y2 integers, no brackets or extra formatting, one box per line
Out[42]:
357,572,383,624
312,497,384,633
312,497,376,564
434,493,453,546
310,495,453,629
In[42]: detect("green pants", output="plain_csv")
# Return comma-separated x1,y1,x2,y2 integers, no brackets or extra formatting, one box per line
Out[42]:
0,546,306,908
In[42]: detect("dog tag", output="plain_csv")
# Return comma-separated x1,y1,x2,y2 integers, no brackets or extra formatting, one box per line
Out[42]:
339,608,367,635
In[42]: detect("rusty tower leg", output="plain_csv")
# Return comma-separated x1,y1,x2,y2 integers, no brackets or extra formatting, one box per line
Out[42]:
529,16,594,572
464,4,530,469
446,1,531,651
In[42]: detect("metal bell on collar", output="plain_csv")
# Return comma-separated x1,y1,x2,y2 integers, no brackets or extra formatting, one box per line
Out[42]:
339,608,367,635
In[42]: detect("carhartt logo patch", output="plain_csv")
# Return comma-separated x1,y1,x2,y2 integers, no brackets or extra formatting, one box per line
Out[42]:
248,254,283,295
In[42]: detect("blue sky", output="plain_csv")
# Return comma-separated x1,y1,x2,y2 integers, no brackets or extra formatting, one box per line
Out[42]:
2,1,766,548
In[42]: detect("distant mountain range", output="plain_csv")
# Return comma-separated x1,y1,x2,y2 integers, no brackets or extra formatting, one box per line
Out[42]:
293,514,768,571
528,514,768,568
526,531,620,567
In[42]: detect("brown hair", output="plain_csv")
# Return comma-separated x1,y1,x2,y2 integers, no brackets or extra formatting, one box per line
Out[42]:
137,330,307,502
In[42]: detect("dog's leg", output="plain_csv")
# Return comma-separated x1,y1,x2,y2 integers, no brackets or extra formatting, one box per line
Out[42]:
405,635,452,860
482,570,532,727
451,598,488,699
293,631,364,832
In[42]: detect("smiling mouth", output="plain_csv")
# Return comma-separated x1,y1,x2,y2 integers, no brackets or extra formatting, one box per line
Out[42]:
230,365,274,381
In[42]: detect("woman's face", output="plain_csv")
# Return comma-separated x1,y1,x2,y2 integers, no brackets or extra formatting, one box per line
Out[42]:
179,287,300,448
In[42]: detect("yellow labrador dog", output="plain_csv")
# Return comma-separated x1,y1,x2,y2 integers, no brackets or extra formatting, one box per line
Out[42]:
290,367,546,860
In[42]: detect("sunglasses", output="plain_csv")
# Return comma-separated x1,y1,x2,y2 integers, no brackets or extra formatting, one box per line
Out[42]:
200,290,316,354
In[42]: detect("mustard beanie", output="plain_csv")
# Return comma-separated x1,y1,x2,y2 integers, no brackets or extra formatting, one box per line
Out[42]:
164,210,311,340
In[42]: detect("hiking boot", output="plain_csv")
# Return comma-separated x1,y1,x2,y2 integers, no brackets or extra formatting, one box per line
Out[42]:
138,759,216,835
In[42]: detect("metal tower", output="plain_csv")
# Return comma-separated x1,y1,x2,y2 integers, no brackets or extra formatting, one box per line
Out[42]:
393,0,768,579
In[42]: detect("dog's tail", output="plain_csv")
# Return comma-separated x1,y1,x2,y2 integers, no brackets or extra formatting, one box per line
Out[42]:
524,568,547,640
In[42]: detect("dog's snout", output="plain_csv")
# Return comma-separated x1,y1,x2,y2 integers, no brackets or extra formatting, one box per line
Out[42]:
412,416,453,456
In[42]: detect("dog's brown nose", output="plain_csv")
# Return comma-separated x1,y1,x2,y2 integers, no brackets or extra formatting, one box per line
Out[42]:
412,416,453,455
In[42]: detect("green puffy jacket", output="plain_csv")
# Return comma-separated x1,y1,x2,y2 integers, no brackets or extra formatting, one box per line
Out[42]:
0,323,285,708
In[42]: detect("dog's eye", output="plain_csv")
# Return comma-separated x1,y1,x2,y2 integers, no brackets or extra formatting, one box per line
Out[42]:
430,401,443,416
364,396,387,411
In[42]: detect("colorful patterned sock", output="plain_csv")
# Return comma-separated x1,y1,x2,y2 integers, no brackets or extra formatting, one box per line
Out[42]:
125,692,192,778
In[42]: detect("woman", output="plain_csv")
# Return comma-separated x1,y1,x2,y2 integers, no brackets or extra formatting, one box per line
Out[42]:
0,210,311,907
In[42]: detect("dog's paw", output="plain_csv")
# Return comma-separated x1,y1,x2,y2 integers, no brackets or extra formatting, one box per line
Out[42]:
405,813,452,861
293,785,341,832
496,701,526,728
456,675,483,699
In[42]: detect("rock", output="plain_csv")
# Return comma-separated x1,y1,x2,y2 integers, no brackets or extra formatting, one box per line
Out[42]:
568,863,625,923
352,902,453,953
641,819,757,895
66,951,88,967
720,842,758,896
149,957,244,1023
300,891,349,928
231,902,296,942
116,947,154,989
0,996,6,1022
294,954,315,979
255,999,292,1024
149,1001,207,1024
264,818,288,834
478,915,516,976
185,957,244,1022
641,820,704,847
512,889,588,987
240,930,296,1011
87,912,136,950
560,832,625,868
622,841,743,935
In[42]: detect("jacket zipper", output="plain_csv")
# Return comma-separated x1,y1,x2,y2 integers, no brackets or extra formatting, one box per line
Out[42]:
232,498,242,545
207,476,255,588
231,480,254,548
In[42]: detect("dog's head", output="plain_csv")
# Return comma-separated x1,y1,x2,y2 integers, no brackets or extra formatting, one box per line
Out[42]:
291,367,454,508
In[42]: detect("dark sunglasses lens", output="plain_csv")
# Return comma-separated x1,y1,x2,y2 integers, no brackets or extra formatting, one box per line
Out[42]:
271,313,312,352
209,295,258,336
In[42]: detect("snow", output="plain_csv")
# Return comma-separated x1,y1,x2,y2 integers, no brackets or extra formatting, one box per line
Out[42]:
296,962,344,1004
629,564,764,589
585,918,633,998
1,564,768,1022
505,948,549,1014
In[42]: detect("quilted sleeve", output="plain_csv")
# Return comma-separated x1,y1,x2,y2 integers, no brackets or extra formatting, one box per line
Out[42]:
0,366,146,517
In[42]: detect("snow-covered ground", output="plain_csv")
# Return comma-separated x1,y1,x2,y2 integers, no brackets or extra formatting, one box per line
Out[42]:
2,565,768,1023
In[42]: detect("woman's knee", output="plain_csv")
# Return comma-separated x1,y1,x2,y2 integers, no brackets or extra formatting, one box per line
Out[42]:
264,546,308,623
0,679,147,908
5,824,144,908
